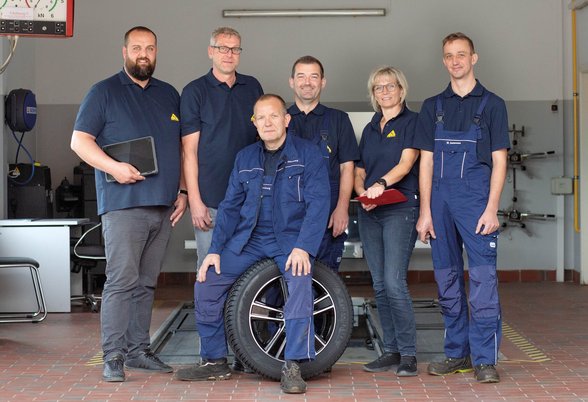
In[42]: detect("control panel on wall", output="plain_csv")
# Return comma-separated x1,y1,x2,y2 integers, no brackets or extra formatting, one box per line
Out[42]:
0,0,74,37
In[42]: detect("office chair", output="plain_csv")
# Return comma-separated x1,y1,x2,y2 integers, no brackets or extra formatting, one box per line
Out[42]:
71,221,105,312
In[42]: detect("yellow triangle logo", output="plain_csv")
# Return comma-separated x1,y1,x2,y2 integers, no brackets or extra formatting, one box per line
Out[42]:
171,113,179,122
387,130,396,138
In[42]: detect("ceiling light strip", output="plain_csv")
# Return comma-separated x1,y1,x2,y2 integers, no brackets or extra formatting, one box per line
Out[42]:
223,9,386,18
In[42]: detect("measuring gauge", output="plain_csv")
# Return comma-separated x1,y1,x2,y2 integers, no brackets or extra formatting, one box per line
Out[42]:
29,0,66,21
0,0,73,37
1,0,31,8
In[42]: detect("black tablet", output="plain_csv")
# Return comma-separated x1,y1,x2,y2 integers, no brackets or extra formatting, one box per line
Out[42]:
102,136,158,182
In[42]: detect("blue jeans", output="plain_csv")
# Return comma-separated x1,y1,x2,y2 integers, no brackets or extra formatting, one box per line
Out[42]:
358,206,418,356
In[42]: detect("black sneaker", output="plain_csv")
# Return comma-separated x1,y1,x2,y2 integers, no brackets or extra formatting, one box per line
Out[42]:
396,355,418,377
174,358,232,381
280,361,307,394
474,364,500,383
103,354,125,382
363,352,401,372
231,358,254,374
125,350,173,373
427,356,473,376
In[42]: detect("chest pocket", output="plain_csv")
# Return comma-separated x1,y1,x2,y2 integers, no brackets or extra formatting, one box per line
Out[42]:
279,165,305,202
238,169,263,203
434,130,478,179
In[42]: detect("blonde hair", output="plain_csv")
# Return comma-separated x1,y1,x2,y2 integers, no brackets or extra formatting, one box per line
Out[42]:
367,66,409,112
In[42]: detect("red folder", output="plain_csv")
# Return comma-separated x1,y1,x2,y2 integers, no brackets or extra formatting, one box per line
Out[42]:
355,189,408,205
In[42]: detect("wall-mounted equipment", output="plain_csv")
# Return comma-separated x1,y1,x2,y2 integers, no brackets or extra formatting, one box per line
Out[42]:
499,124,556,236
0,0,74,37
498,208,556,237
5,88,36,132
507,124,555,178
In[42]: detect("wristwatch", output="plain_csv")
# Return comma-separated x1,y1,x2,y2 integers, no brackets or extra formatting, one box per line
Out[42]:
375,178,387,187
178,189,188,196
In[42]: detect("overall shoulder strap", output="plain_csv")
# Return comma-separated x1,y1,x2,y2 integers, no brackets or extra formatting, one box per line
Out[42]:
435,96,444,125
473,93,491,126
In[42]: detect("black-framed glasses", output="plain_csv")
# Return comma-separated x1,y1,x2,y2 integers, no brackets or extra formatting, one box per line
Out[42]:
373,83,399,93
211,45,242,55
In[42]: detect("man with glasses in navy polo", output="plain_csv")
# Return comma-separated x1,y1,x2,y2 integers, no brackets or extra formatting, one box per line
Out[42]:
180,26,263,373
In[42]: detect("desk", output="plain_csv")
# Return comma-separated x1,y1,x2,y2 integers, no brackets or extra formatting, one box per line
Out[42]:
0,219,88,313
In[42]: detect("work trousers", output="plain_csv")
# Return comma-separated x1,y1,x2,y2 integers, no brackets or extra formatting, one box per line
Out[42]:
101,206,173,360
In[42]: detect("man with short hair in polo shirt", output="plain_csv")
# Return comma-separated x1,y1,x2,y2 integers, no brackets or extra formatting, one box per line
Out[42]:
180,26,263,374
415,32,510,383
71,26,187,382
287,56,359,271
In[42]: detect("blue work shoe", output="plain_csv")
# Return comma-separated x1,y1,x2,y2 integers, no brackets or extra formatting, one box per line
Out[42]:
427,356,473,376
125,350,173,373
103,354,125,382
175,358,232,381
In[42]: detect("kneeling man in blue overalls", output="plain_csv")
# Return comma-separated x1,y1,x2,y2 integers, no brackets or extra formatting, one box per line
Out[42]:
175,94,330,394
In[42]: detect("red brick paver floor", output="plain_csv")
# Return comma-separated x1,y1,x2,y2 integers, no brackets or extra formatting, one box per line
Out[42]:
1,282,587,401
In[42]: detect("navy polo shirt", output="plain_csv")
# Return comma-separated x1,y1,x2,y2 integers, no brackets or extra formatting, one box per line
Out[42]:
74,70,181,215
414,80,510,167
180,69,263,208
287,103,359,183
357,105,419,209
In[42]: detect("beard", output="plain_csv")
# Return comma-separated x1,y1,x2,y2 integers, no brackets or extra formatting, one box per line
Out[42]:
125,57,155,81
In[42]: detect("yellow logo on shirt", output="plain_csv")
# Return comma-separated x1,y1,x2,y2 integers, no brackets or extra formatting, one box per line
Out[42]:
326,145,332,154
170,113,179,122
387,130,396,138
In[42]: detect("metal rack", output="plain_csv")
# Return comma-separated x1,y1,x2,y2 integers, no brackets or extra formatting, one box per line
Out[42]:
499,124,556,236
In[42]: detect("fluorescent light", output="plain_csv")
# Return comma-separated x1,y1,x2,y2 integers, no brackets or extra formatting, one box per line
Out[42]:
223,9,386,18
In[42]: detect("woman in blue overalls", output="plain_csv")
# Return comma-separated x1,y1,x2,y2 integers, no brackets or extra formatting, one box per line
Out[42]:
354,66,420,377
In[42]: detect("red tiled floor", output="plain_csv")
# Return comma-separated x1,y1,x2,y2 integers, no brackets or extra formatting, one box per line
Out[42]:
1,282,588,401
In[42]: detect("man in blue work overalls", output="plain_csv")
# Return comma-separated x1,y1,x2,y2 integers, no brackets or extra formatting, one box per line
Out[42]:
287,56,360,271
415,32,510,383
175,94,330,394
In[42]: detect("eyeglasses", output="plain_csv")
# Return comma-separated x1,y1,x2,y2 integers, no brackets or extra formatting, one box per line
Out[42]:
373,83,399,93
211,45,242,55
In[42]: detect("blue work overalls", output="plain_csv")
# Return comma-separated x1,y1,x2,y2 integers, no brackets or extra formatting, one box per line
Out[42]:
194,164,315,362
289,110,346,270
430,94,502,366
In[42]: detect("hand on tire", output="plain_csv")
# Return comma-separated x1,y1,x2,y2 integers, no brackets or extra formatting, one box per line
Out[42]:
197,253,221,282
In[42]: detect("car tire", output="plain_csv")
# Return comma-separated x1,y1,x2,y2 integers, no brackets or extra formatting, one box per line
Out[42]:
224,258,353,380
